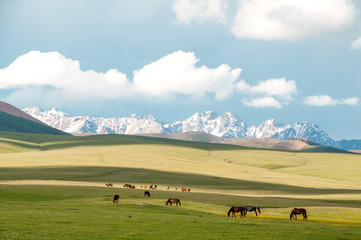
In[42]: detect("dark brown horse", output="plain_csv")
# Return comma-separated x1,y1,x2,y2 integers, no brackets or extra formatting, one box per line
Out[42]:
228,206,245,218
290,208,308,220
105,183,113,187
166,198,181,206
113,195,119,203
123,184,135,188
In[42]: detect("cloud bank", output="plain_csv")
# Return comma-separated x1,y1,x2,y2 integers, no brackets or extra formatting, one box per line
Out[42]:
1,51,357,110
0,50,241,105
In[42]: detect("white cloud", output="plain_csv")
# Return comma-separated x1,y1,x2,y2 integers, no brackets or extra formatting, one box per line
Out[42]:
0,51,131,100
173,0,228,24
231,0,357,41
244,97,282,109
133,50,242,100
351,37,361,49
304,95,359,106
249,78,297,100
236,77,297,108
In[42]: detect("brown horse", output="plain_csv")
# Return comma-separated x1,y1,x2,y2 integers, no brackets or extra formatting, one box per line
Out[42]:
166,198,181,206
290,208,308,220
228,206,245,218
113,195,119,203
105,183,113,187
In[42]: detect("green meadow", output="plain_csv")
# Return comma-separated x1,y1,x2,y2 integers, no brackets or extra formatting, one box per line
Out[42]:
1,131,361,239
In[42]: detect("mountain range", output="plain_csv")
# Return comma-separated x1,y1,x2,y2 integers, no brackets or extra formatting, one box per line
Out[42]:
22,107,359,151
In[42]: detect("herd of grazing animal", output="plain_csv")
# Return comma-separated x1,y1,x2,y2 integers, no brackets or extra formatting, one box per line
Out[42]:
106,182,308,220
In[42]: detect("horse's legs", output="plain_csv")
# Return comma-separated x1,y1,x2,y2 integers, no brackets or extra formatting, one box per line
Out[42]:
254,210,258,217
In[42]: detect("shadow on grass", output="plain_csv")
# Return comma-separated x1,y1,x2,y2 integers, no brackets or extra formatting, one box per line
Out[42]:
2,166,361,196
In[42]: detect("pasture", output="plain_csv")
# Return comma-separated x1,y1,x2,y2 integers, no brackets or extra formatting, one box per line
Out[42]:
1,131,361,239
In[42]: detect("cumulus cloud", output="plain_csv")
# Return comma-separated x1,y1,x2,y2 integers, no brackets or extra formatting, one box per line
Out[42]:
231,0,356,41
244,97,282,109
133,50,241,100
304,95,359,106
173,0,228,24
0,50,243,105
351,37,361,49
0,51,131,100
236,78,297,108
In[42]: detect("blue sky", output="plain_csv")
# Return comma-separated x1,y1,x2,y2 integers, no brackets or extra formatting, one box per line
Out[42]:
0,0,361,140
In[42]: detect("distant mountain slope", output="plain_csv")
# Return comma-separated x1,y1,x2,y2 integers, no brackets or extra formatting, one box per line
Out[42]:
0,101,44,124
23,107,346,149
0,110,69,135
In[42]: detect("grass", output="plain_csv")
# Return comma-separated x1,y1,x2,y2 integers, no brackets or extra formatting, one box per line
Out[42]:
1,131,361,239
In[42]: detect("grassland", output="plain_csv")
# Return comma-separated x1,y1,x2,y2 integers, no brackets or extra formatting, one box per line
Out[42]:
1,131,361,239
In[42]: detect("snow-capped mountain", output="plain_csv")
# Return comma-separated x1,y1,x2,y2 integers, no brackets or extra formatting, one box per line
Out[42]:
23,107,336,147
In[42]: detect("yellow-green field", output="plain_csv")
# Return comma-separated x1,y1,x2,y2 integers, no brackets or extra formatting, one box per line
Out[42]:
1,131,361,239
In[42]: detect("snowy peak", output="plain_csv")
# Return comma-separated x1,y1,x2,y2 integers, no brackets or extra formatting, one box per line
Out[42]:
23,107,337,147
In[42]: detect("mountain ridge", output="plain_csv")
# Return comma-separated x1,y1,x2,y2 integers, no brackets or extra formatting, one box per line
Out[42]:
23,107,354,150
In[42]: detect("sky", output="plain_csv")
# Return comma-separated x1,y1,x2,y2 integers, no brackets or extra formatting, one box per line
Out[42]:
0,0,361,140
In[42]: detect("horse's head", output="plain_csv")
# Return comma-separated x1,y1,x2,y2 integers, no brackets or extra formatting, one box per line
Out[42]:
257,207,261,214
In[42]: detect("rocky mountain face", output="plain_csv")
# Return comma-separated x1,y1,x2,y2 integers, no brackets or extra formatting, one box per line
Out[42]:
23,107,339,148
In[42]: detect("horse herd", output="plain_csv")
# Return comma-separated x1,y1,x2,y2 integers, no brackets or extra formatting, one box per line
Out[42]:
107,182,308,220
228,206,308,220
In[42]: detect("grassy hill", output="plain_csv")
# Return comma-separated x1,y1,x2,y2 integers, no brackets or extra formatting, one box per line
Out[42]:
1,131,361,239
0,111,69,136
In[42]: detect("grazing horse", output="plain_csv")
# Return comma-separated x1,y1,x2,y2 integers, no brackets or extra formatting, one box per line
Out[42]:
144,191,150,197
113,195,119,203
187,188,191,192
242,206,261,217
123,184,135,188
228,206,245,218
149,185,157,189
290,208,308,220
166,198,181,206
105,183,113,187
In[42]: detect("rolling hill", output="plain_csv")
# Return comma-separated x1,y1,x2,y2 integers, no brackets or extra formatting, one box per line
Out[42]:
0,101,69,135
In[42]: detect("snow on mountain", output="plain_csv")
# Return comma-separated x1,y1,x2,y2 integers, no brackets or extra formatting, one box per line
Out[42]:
22,107,164,135
247,119,288,138
23,107,337,147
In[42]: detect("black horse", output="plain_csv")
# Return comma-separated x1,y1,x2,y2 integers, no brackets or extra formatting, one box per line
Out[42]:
113,195,119,203
242,206,261,216
227,206,245,218
144,191,150,197
290,208,307,220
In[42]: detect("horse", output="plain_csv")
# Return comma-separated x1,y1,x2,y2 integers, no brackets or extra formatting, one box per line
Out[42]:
166,198,181,206
113,195,119,203
105,183,113,187
290,208,308,220
150,185,157,189
166,186,170,190
187,188,191,192
227,206,245,218
144,191,150,197
123,184,135,188
242,206,261,216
